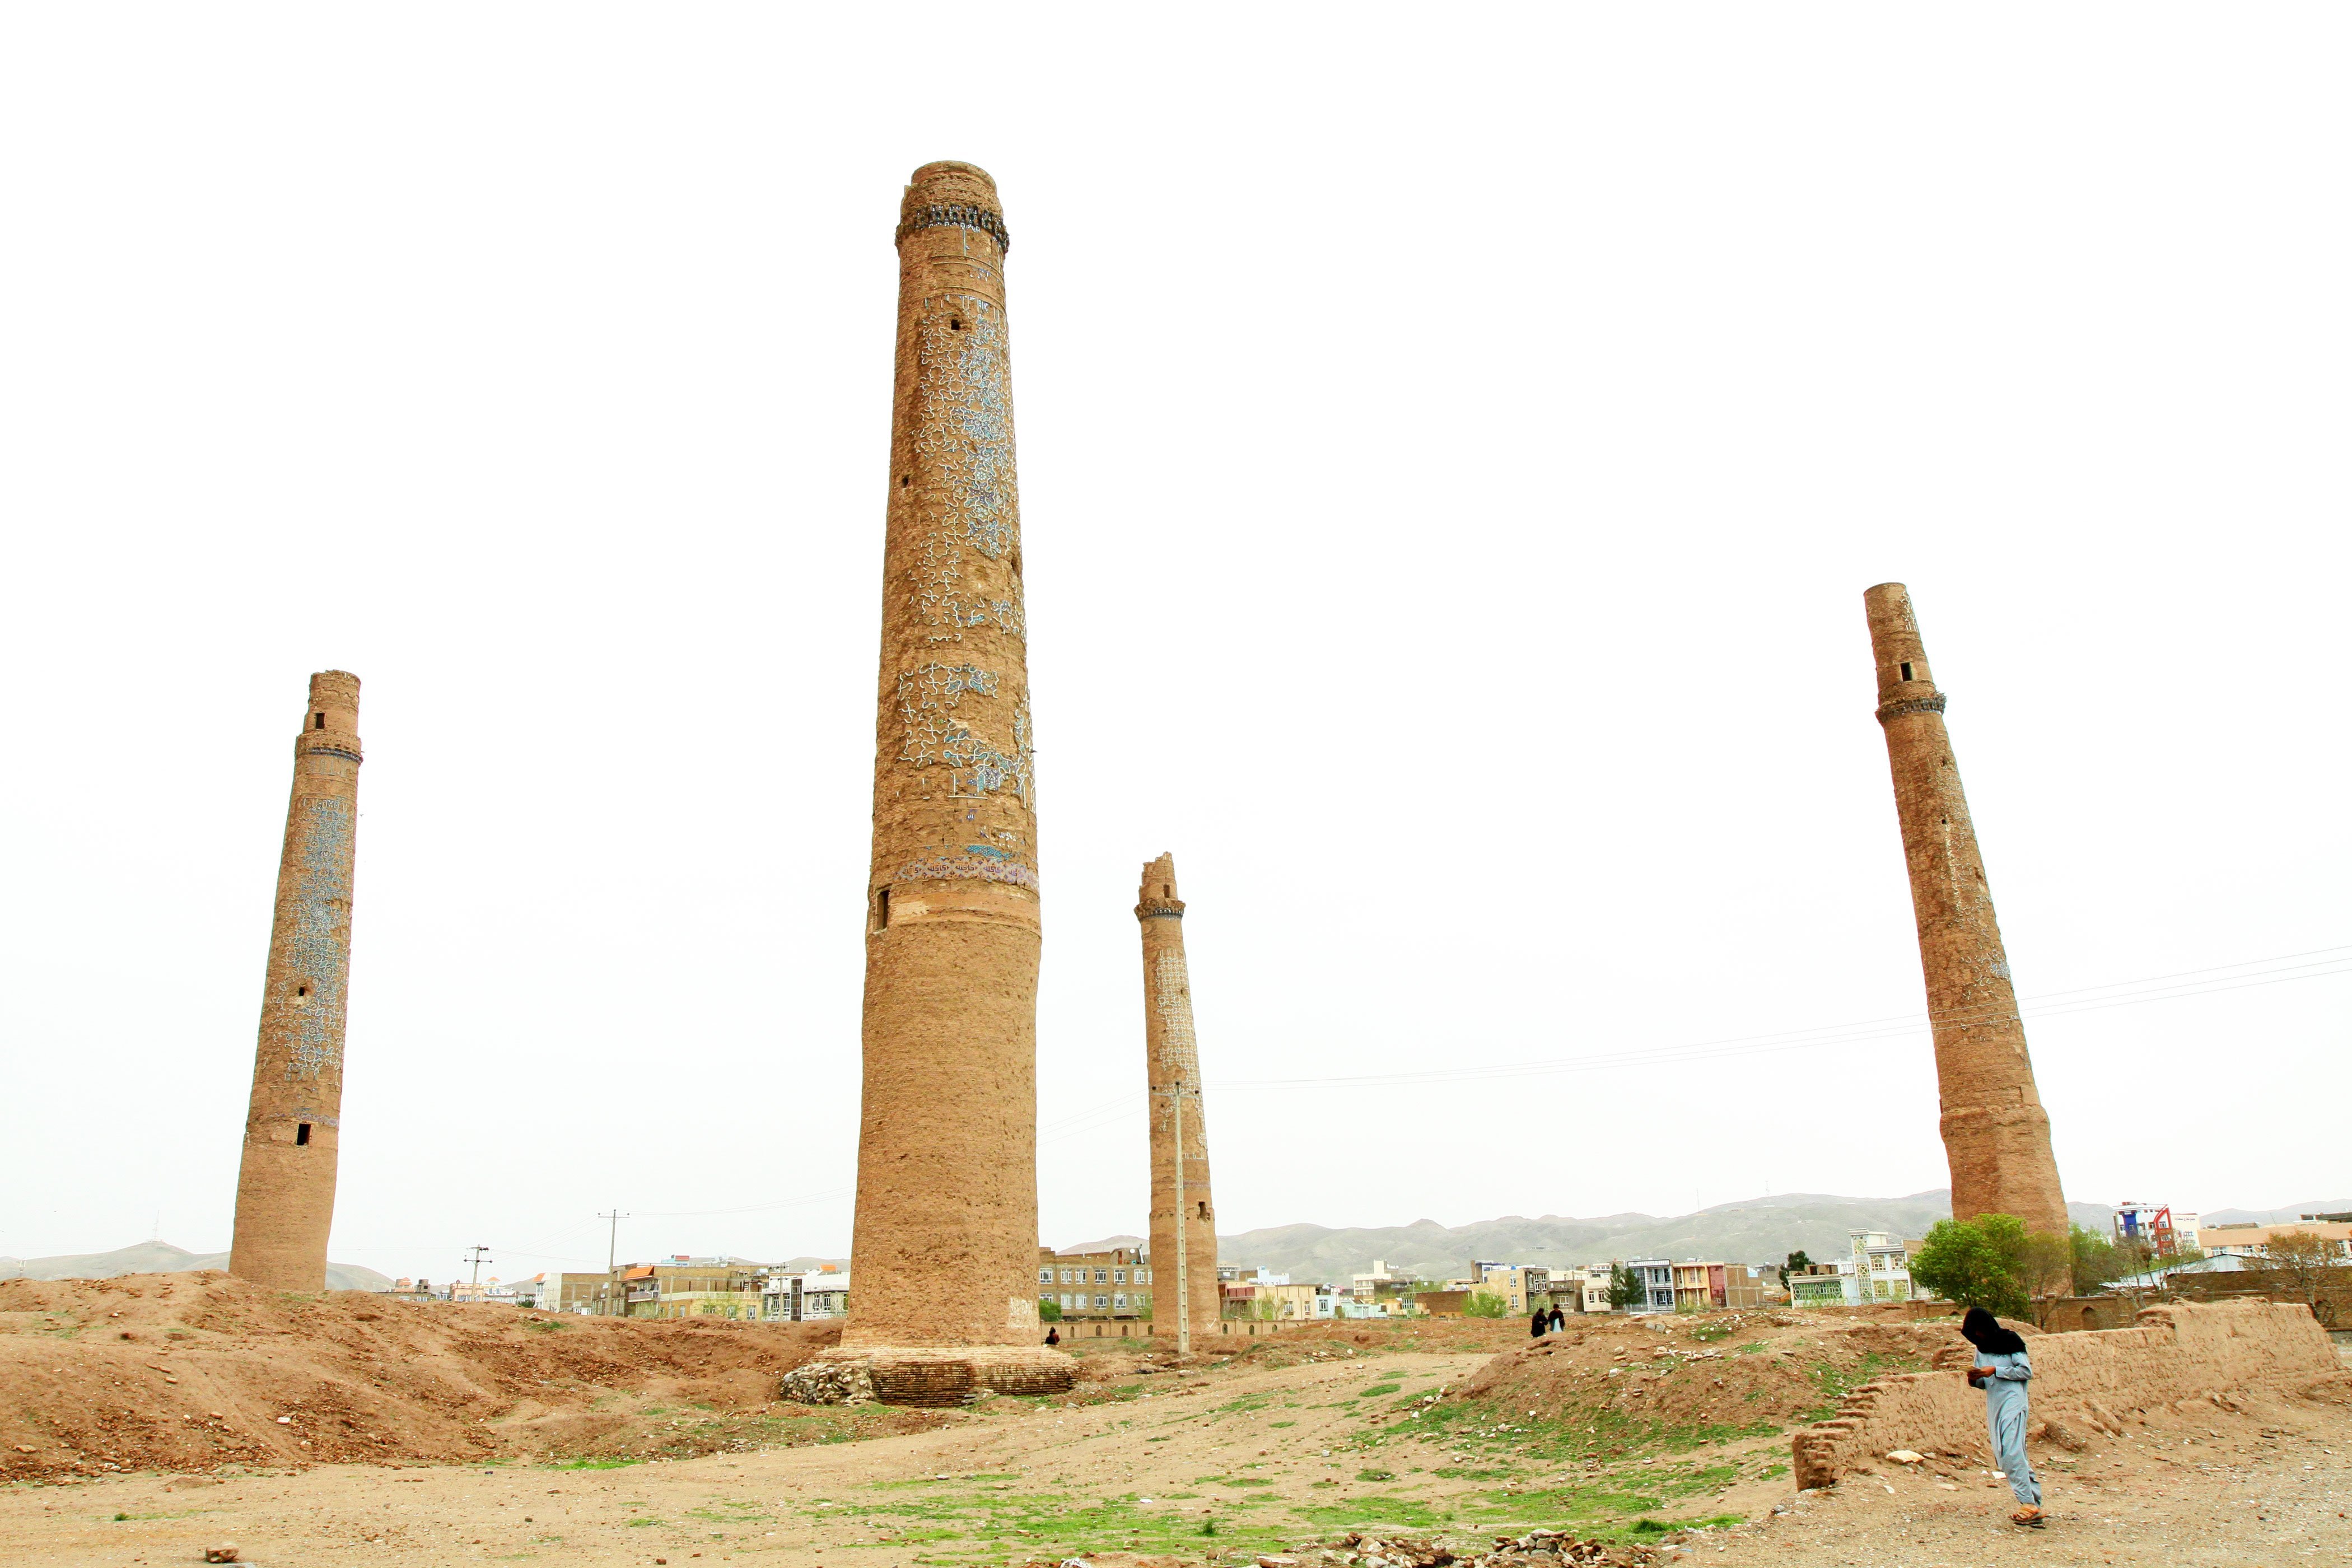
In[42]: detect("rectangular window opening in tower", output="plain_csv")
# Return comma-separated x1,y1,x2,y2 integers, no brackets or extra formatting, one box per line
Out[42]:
1899,662,1914,682
314,712,325,729
874,886,890,932
296,1123,311,1146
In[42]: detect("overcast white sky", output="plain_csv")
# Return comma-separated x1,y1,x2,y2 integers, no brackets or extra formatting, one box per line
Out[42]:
4,8,2346,1286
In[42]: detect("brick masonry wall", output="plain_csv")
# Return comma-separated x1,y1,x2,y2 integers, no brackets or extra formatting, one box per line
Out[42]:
1138,853,1221,1342
1863,584,2069,1242
228,671,363,1294
844,163,1045,1352
1791,1300,2337,1487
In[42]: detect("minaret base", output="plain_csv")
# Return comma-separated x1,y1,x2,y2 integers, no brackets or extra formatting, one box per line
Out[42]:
779,1346,1074,1407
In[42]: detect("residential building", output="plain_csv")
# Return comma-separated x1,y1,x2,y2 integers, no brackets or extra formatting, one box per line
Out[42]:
1786,1232,1925,1306
1222,1278,1333,1320
1039,1245,1154,1320
2113,1201,2201,1257
2201,1222,2352,1263
1463,1262,1552,1316
1625,1258,1677,1314
614,1257,768,1319
1350,1259,1401,1302
757,1266,850,1321
1542,1264,1616,1314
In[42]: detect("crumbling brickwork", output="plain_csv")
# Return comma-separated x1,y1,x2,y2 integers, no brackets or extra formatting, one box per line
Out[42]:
1137,853,1220,1341
228,671,363,1294
1792,1300,2337,1487
1864,584,2068,1243
840,164,1066,1396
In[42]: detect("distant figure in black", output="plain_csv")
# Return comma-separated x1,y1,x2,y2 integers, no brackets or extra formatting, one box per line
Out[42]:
1529,1308,1548,1338
1044,1325,1060,1347
1548,1305,1565,1333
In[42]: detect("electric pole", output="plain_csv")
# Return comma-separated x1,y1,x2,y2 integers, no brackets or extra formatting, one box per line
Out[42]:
465,1244,492,1297
599,1208,629,1317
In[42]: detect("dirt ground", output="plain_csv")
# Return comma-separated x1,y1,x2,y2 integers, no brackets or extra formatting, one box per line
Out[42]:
2,1289,2347,1566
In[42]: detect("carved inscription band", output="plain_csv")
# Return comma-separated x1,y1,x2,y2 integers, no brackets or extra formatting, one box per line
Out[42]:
895,202,1011,254
1875,693,1950,725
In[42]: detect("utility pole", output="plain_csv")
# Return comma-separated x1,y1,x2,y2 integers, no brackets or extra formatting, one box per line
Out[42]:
465,1244,492,1298
599,1209,629,1317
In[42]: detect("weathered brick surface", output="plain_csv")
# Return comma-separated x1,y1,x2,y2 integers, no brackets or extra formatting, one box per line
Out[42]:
841,164,1064,1397
1791,1300,2336,1487
228,671,362,1294
1864,584,2068,1243
1137,853,1220,1341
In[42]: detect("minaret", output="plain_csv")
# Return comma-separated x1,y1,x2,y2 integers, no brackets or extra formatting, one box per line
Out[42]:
1864,585,2069,1243
228,671,363,1293
828,162,1069,1402
1137,854,1219,1347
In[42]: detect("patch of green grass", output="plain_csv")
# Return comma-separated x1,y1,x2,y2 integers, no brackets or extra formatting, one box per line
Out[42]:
1294,1494,1446,1530
1356,1469,1394,1482
625,1518,662,1528
1270,1420,1296,1429
1734,1341,1769,1355
543,1457,642,1471
1798,1352,1925,1423
1756,1462,1788,1481
1212,1476,1273,1488
1687,1323,1732,1343
1432,1465,1515,1480
1360,1382,1402,1397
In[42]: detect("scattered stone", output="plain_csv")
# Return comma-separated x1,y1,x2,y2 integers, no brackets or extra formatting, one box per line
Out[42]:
779,1360,875,1406
1884,1449,1925,1464
203,1546,240,1563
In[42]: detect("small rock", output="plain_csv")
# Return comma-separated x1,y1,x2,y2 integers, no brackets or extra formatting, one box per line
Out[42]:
274,1416,292,1425
11,1444,33,1453
204,1547,241,1564
1884,1450,1924,1464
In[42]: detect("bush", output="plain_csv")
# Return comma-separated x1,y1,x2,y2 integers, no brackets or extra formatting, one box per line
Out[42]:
1462,1291,1509,1319
1908,1214,2032,1320
1037,1299,1062,1322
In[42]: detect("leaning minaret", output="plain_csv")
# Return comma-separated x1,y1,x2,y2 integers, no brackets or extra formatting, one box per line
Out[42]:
832,162,1069,1402
1864,585,2069,1243
1137,854,1220,1347
228,671,363,1293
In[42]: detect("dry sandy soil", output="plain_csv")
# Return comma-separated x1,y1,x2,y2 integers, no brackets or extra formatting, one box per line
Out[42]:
3,1282,2347,1566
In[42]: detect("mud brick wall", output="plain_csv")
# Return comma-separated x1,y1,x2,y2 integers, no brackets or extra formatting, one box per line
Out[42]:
1792,1301,2336,1488
1864,584,2069,1243
229,671,363,1294
845,163,1045,1352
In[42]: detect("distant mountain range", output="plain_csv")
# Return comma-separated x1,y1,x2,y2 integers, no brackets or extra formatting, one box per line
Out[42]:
1063,1191,2124,1285
2201,1200,2352,1226
0,1240,393,1293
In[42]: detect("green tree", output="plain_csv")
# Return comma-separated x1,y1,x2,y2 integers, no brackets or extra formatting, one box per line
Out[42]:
1606,1262,1645,1312
1037,1298,1062,1322
1908,1214,2032,1321
1782,1250,1812,1287
1462,1290,1509,1319
2261,1230,2344,1327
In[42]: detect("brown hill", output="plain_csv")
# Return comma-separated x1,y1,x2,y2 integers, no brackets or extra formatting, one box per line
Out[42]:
0,1240,391,1293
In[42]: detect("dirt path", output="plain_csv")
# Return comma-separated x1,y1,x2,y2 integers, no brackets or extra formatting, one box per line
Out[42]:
4,1336,2346,1566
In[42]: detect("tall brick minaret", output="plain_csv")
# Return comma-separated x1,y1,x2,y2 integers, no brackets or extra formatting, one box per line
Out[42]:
831,162,1070,1401
228,671,363,1293
1137,854,1220,1346
1864,585,2069,1244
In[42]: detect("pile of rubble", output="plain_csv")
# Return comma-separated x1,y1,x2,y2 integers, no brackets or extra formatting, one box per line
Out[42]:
777,1359,875,1405
1270,1529,1670,1568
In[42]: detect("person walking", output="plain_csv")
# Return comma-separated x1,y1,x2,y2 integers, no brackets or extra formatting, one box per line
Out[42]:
1547,1304,1565,1333
1961,1306,2042,1528
1529,1307,1548,1338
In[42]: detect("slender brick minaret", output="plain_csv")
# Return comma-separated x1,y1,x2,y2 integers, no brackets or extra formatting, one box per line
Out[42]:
1137,854,1219,1346
228,671,363,1293
826,162,1070,1402
1864,586,2069,1244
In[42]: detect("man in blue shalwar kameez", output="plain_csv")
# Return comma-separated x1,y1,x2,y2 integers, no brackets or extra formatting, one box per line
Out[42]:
1962,1305,2043,1528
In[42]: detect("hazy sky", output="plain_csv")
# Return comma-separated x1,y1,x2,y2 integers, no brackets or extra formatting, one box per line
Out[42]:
4,8,2346,1286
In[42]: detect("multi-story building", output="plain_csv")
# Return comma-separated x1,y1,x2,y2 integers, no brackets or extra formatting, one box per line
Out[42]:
612,1257,768,1319
1221,1275,1334,1320
1039,1246,1154,1320
2201,1221,2352,1263
1667,1261,1781,1310
1788,1232,1925,1306
1456,1262,1551,1316
2113,1202,2201,1256
1625,1258,1677,1314
757,1267,850,1321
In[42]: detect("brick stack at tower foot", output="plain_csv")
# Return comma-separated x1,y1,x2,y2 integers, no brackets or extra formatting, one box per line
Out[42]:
228,671,363,1294
1864,584,2069,1247
1138,853,1221,1344
790,162,1070,1405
